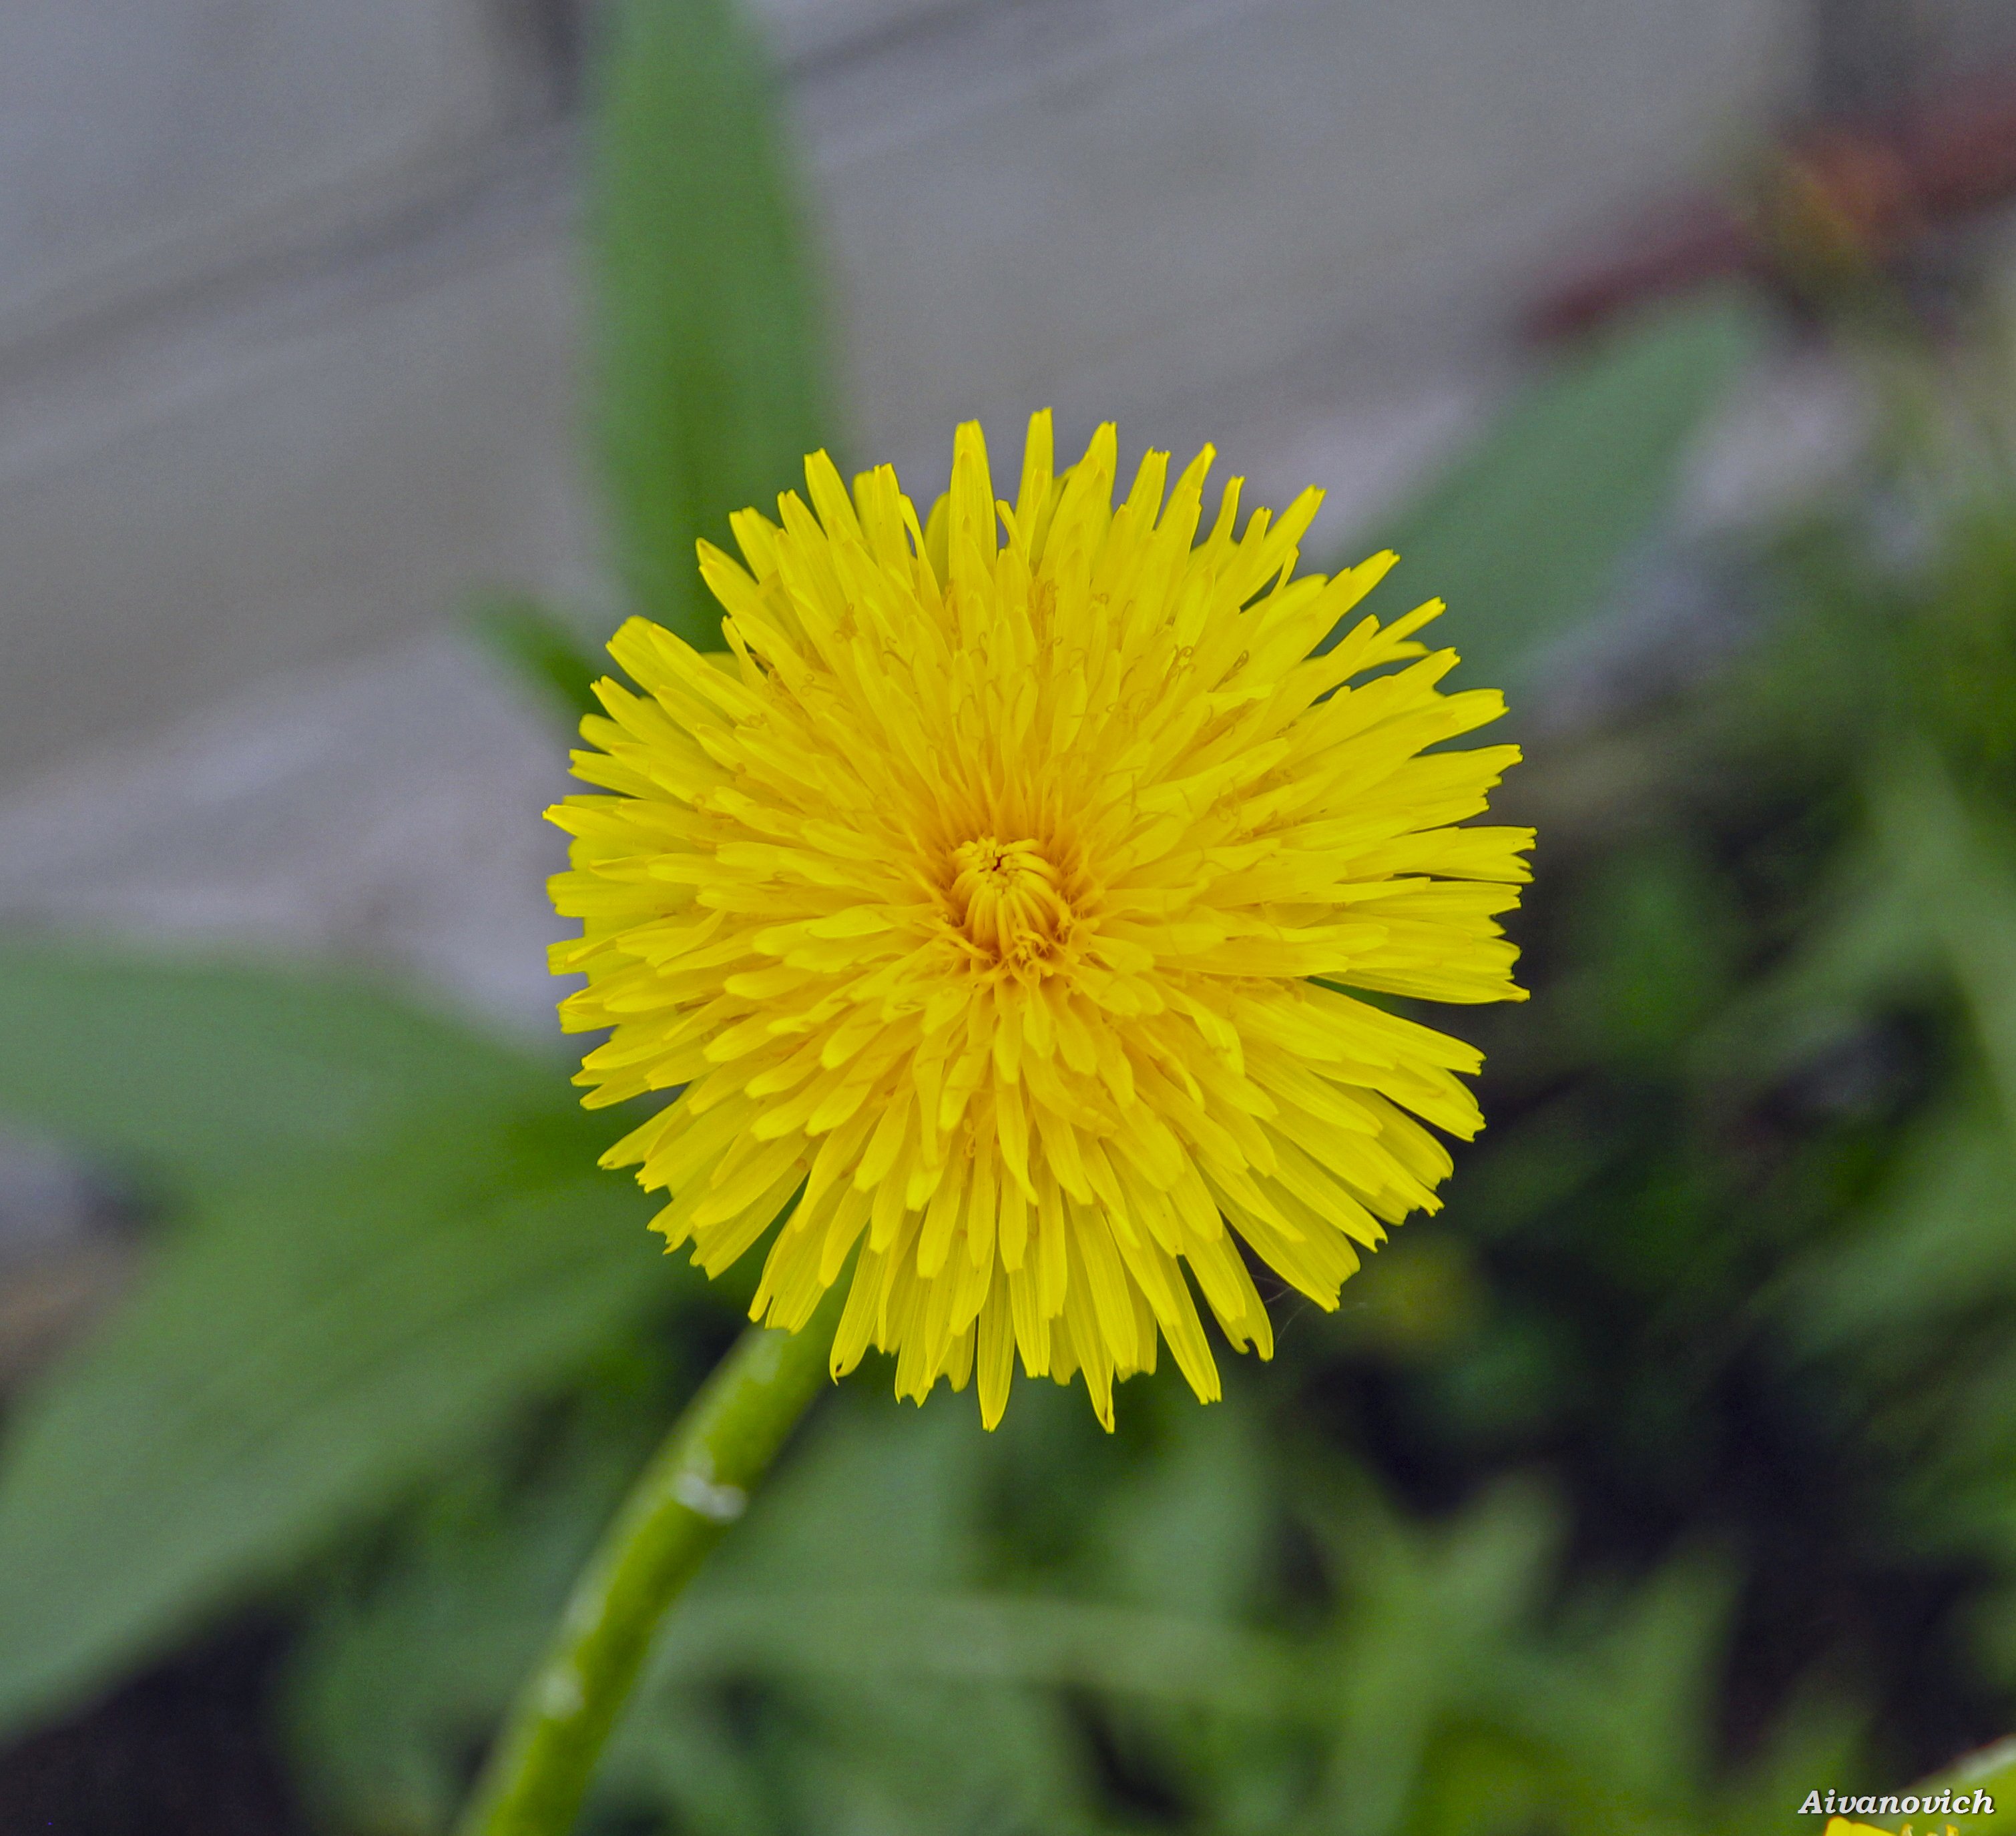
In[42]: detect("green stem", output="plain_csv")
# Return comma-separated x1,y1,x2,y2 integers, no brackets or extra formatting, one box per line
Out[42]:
456,1297,840,1836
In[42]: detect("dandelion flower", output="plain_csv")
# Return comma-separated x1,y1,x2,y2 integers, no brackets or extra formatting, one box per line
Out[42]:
549,413,1531,1428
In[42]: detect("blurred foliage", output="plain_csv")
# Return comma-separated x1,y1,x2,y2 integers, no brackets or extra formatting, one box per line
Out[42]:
1363,288,1762,698
0,954,668,1733
6,0,2016,1830
590,0,828,651
472,591,608,729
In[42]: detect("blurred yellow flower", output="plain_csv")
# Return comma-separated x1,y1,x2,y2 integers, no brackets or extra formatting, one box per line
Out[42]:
549,413,1531,1428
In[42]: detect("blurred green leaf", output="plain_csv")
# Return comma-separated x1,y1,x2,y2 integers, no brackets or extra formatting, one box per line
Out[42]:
1691,852,1934,1095
470,591,606,729
1298,1476,1559,1836
0,1112,660,1737
1874,748,2016,1126
1091,1396,1269,1620
591,0,829,650
286,1373,664,1836
1789,1107,2016,1365
1573,842,1735,1064
1358,291,1764,693
640,1591,1298,1717
706,1390,985,1595
0,946,666,1737
1910,1736,2016,1836
0,943,550,1195
1521,1552,1732,1809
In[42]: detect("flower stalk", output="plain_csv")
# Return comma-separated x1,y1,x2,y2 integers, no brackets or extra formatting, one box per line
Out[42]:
456,1289,841,1836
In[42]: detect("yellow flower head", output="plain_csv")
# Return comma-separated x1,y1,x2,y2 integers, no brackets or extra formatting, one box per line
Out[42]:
549,414,1531,1429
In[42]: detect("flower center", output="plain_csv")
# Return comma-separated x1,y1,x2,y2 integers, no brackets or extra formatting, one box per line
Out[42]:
949,835,1073,970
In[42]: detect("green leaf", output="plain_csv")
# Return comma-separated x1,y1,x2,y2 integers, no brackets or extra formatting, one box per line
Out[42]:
1788,1107,2016,1365
0,942,551,1196
1690,851,1935,1097
286,1371,666,1836
0,1113,662,1737
469,591,606,729
1356,290,1765,695
634,1590,1300,1716
1872,747,2016,1129
0,944,666,1735
590,0,830,650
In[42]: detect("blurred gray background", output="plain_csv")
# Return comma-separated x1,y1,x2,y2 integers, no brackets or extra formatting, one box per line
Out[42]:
5,0,1791,786
1,0,2013,1038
